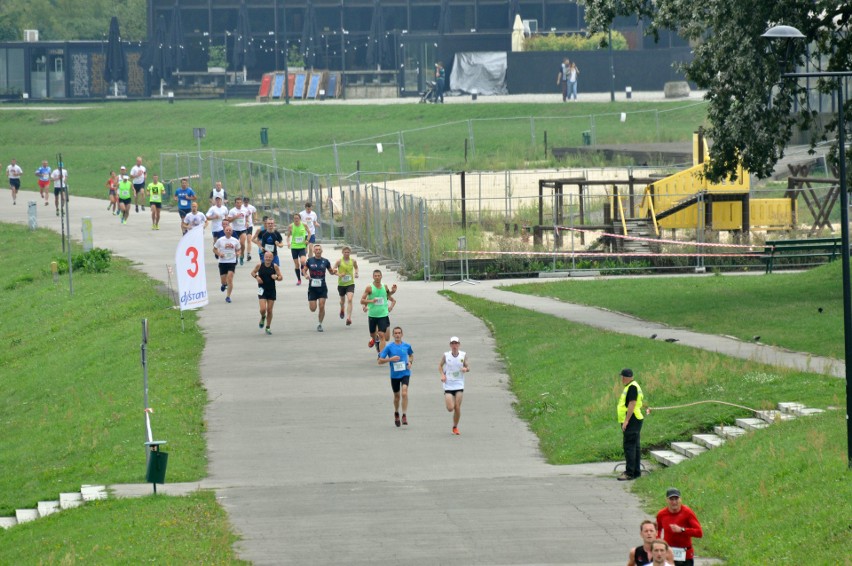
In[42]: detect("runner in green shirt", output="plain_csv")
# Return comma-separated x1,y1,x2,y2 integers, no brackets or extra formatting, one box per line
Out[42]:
117,168,133,225
287,213,309,285
147,174,165,230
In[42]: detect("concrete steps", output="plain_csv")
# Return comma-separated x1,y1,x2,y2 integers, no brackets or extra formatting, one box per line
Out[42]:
651,401,826,469
0,485,107,530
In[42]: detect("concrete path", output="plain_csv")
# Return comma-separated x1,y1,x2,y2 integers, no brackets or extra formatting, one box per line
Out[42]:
3,191,650,565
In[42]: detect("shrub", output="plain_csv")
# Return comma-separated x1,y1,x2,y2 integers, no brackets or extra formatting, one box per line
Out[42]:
525,31,629,52
55,247,112,274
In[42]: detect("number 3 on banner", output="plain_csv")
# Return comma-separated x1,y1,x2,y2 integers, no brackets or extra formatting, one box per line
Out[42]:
186,246,199,277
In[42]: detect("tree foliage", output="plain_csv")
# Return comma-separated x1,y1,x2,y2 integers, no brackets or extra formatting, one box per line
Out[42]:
525,31,629,52
584,0,852,182
0,0,146,42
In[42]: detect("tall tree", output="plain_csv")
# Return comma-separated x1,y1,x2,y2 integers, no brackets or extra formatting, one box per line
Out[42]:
584,0,852,182
0,0,145,42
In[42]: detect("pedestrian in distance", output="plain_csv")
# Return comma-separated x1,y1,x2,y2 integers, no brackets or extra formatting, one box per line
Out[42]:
616,368,644,481
130,156,147,213
51,162,68,217
656,488,703,566
557,57,569,102
361,269,396,354
147,173,166,229
627,520,674,566
303,243,336,332
439,336,469,435
286,212,310,285
206,195,229,244
251,251,283,334
333,245,359,326
378,326,414,427
173,177,197,231
117,167,133,225
7,158,22,205
36,160,52,206
567,60,580,100
213,224,241,303
434,61,446,103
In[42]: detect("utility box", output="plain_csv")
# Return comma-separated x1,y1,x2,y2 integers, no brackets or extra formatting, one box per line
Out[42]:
260,127,269,146
145,442,168,486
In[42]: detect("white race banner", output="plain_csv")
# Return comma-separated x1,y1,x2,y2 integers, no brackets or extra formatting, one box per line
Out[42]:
175,225,208,310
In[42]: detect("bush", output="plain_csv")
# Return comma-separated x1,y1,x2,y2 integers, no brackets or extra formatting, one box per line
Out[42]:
55,247,112,274
525,31,629,52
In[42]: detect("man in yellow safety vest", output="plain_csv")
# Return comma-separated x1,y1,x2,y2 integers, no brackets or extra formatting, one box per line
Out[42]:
617,368,644,481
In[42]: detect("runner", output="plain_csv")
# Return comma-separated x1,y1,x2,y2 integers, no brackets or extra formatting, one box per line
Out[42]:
299,201,320,247
303,243,337,332
50,163,68,217
206,195,229,244
105,170,118,214
130,156,147,212
117,168,133,224
147,173,165,229
173,178,197,232
333,245,359,326
209,180,228,206
227,196,249,265
378,326,414,427
251,251,283,335
181,200,208,233
286,212,309,285
244,196,258,262
252,217,284,265
439,336,470,435
7,158,22,205
360,269,397,353
36,160,52,206
213,224,241,303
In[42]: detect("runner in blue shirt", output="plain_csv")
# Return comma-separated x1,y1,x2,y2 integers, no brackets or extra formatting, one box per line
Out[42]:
378,326,414,427
173,177,197,231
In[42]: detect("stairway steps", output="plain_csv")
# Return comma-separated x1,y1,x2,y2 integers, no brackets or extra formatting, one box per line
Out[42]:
81,485,107,501
650,450,688,466
714,425,747,439
0,517,18,529
59,492,84,509
37,501,60,517
777,402,805,414
756,410,797,424
692,433,726,449
671,441,708,458
735,417,770,432
15,509,39,524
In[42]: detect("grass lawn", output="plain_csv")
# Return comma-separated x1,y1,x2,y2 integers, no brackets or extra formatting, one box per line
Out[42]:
0,491,248,565
0,99,706,200
504,263,845,359
0,224,207,512
443,291,850,564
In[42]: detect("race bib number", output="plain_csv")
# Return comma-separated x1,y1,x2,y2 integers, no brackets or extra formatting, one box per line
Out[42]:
264,244,275,252
672,547,686,562
294,236,304,244
340,274,353,284
257,287,264,296
374,297,385,306
451,371,461,378
392,361,406,371
179,199,189,207
310,278,323,287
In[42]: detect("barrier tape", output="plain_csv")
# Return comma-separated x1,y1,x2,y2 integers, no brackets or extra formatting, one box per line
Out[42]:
444,250,761,258
559,226,760,250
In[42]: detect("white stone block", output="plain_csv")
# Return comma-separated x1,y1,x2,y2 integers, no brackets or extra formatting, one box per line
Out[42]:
736,417,770,431
692,434,726,449
756,410,796,424
37,501,60,517
671,442,708,458
81,485,107,501
778,402,805,414
714,425,746,439
650,450,688,466
60,492,83,509
15,509,39,523
0,517,18,529
796,407,825,416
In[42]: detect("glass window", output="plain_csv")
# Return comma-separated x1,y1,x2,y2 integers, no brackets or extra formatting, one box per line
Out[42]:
7,48,24,94
410,4,439,32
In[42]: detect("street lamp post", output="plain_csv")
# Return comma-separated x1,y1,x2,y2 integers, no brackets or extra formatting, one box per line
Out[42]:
763,25,852,469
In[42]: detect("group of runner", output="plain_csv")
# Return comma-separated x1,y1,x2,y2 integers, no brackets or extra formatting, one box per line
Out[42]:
4,157,69,216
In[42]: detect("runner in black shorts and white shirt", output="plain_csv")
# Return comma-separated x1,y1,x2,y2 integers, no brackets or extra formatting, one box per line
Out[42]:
439,336,470,435
130,156,147,213
206,196,229,243
213,224,241,303
227,196,249,265
303,243,337,332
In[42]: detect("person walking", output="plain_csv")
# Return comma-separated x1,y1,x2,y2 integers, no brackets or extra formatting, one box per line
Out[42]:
333,245,359,326
439,336,470,435
617,368,644,481
117,167,133,225
567,61,580,100
130,156,147,212
303,243,336,332
251,251,283,334
434,61,446,103
656,488,703,566
36,160,52,206
147,173,165,229
378,326,414,427
628,520,674,566
286,213,309,285
557,58,569,102
7,158,23,205
361,269,397,354
213,224,241,303
51,162,68,217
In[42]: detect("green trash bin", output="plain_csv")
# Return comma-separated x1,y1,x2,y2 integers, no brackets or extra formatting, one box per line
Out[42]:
260,127,269,146
145,448,168,484
582,131,592,146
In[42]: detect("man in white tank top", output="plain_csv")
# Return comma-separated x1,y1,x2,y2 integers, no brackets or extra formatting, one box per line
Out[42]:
439,336,470,435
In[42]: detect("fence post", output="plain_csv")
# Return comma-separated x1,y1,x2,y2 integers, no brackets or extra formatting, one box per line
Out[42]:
467,120,476,159
420,199,430,281
529,116,535,150
398,131,406,173
333,141,341,176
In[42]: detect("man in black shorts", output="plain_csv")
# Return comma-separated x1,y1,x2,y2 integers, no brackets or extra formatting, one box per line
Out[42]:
251,251,283,334
303,243,336,332
213,224,241,303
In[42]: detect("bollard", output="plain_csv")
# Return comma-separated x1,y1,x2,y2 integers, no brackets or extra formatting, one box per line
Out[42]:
28,201,37,230
626,86,632,99
51,261,58,283
81,216,93,252
260,127,269,147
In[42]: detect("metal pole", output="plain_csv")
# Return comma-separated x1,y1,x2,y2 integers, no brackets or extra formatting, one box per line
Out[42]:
609,29,615,102
836,82,852,469
142,319,149,410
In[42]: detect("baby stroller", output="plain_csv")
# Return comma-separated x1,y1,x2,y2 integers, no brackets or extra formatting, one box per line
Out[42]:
419,81,436,103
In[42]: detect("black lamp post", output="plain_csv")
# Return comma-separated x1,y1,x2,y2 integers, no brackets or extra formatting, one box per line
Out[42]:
762,24,852,469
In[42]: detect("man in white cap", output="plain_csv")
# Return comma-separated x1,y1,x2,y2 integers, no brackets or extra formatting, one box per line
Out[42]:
439,336,469,435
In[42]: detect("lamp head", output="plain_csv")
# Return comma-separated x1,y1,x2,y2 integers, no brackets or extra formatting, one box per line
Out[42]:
762,25,806,75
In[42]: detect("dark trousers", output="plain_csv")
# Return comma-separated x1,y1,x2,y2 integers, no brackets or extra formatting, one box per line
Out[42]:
435,78,445,102
622,418,643,477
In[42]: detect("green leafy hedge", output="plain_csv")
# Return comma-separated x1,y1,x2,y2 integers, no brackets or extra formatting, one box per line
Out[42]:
54,247,112,274
525,31,628,52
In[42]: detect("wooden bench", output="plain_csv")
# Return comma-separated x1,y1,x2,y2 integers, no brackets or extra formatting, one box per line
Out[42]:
763,237,843,273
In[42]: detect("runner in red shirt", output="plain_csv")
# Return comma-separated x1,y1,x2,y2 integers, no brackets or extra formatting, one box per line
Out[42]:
655,488,703,566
